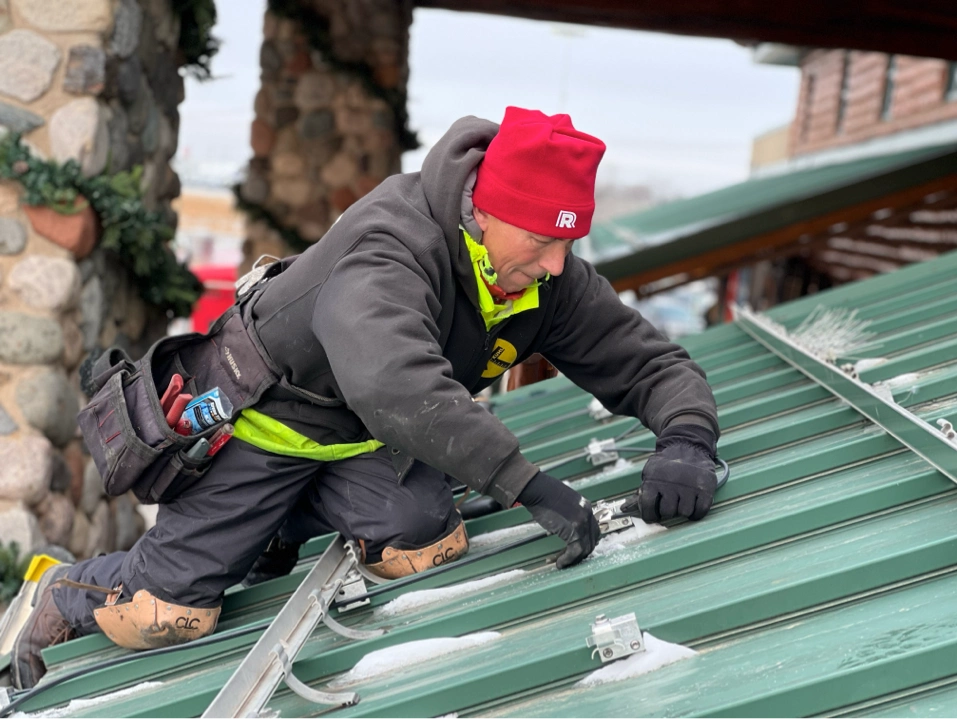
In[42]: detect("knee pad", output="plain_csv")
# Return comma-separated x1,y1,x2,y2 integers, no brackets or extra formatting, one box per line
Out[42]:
94,586,221,650
364,519,469,579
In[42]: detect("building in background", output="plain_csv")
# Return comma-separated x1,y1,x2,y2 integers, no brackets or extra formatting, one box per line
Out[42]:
585,47,957,321
780,51,957,161
734,48,957,311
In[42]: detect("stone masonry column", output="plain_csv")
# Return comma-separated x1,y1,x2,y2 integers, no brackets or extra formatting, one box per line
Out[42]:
0,0,184,562
238,0,415,269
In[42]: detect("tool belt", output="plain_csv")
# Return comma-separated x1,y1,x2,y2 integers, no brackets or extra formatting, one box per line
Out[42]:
77,263,293,504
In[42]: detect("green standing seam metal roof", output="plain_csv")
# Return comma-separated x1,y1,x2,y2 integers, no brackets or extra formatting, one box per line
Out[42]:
11,248,957,717
586,142,957,279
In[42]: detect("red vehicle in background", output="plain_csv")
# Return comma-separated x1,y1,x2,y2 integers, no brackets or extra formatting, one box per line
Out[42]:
190,265,237,333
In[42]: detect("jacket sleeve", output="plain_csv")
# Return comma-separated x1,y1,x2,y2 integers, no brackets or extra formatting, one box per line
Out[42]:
312,233,539,507
539,257,720,437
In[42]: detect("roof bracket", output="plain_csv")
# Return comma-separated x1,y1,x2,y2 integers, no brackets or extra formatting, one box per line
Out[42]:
203,536,368,718
274,642,359,709
586,612,645,663
323,608,386,640
592,499,635,534
734,305,957,485
353,560,390,585
588,398,614,421
334,568,373,613
585,438,620,467
937,419,957,446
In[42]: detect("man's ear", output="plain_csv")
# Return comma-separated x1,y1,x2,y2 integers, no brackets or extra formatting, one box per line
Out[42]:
473,206,490,233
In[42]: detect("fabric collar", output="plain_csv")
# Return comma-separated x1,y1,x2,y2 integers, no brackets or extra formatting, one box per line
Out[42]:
462,228,541,331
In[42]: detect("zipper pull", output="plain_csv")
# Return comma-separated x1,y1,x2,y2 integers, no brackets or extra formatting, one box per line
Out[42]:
484,334,491,351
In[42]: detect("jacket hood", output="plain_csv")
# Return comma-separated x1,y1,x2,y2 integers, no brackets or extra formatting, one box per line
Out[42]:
420,115,498,293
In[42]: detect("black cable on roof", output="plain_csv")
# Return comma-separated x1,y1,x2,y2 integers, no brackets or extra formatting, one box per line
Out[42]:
615,419,645,441
512,407,591,439
543,446,730,489
331,532,550,608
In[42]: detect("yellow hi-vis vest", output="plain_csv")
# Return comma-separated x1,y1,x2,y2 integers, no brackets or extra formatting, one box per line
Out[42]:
462,229,541,331
233,230,540,459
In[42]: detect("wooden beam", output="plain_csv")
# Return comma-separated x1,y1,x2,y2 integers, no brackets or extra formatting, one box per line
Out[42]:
814,248,903,274
827,237,951,262
804,258,873,283
864,225,957,243
416,0,957,61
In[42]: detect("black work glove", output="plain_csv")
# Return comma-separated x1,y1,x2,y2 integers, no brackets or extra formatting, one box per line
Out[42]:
518,471,601,569
621,424,718,523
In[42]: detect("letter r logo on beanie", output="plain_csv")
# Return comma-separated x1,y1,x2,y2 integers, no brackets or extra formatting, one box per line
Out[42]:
472,107,606,239
556,210,577,229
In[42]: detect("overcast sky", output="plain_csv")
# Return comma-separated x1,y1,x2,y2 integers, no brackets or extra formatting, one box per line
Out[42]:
177,2,801,197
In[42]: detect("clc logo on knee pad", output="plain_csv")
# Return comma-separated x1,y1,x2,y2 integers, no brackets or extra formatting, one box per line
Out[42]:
432,546,459,567
175,616,203,630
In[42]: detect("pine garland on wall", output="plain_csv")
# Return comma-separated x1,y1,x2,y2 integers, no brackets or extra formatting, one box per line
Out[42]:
0,133,202,318
174,0,221,81
232,183,313,255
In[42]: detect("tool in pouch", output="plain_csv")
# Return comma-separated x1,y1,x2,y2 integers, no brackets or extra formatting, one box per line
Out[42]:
76,260,289,506
182,388,234,433
158,372,236,463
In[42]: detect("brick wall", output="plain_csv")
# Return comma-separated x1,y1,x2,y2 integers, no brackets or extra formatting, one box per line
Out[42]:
789,49,957,156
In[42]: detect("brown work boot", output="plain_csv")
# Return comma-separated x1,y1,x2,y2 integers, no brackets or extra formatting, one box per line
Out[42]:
11,564,76,690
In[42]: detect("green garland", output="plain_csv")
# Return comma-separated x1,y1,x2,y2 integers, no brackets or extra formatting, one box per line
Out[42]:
0,541,28,606
266,0,419,152
232,182,312,254
173,0,220,81
0,133,202,318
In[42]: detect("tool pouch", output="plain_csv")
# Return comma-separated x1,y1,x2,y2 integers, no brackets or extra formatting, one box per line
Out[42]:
77,302,281,504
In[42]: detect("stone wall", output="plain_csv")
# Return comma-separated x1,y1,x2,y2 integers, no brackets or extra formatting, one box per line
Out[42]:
0,0,182,562
239,0,414,270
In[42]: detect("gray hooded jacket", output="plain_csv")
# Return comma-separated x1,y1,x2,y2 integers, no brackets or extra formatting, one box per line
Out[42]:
249,115,719,507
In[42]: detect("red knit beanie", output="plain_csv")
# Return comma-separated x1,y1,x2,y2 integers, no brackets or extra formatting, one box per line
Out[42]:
473,106,606,240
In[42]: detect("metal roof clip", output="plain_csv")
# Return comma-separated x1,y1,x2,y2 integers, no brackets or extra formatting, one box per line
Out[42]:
592,498,635,534
839,362,859,380
586,612,645,663
587,398,614,421
936,418,957,444
335,568,373,613
585,437,619,467
203,537,377,717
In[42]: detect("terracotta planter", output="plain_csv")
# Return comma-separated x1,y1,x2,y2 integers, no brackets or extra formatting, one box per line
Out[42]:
23,199,98,259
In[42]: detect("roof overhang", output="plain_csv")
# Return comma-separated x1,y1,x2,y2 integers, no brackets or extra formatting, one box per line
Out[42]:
415,0,957,61
591,146,957,295
752,43,802,67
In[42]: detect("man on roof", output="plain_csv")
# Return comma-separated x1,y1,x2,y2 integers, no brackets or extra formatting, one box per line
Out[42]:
11,107,720,689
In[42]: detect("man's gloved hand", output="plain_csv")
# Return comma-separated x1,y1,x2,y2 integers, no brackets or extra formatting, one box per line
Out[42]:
621,424,718,523
517,471,601,569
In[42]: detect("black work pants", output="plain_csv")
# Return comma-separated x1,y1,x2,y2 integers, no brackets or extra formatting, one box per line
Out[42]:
54,441,458,636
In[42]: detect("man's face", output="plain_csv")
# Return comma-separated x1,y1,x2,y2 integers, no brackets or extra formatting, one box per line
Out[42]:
473,207,574,293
